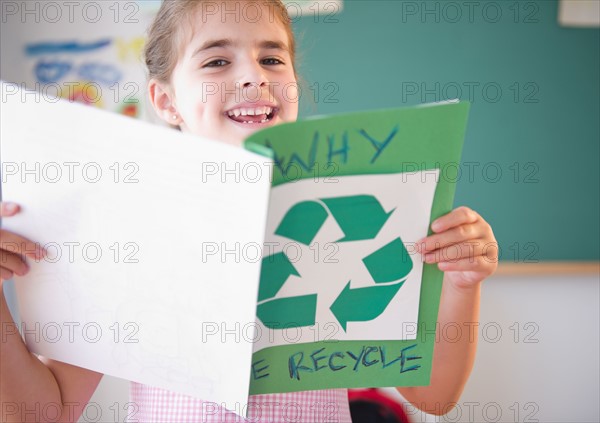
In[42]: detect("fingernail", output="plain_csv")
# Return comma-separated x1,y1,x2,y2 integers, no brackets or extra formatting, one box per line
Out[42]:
1,203,18,214
18,262,30,276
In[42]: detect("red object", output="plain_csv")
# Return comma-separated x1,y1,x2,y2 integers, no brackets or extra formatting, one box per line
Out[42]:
348,388,411,423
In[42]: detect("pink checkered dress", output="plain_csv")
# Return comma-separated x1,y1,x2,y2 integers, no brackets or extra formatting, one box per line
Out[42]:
129,382,353,422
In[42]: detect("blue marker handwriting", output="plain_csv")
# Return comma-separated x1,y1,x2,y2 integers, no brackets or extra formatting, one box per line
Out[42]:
266,125,399,178
25,40,112,56
251,343,422,382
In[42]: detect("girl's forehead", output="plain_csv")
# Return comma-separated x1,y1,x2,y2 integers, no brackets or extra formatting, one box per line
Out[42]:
184,2,290,48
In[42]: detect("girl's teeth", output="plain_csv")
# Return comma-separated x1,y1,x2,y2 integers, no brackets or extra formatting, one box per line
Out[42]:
228,106,274,117
227,106,275,124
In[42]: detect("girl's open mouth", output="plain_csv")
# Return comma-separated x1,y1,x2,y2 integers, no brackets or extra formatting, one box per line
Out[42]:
226,106,277,125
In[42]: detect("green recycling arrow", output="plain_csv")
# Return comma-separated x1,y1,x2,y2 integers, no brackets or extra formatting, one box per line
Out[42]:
330,238,413,331
274,195,393,245
329,281,405,331
275,200,328,245
257,295,318,329
363,237,413,283
321,195,393,242
257,252,299,302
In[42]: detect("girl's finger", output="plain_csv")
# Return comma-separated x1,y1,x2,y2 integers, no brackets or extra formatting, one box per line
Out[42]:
0,202,20,217
418,224,485,253
422,240,495,264
0,251,30,277
430,206,479,233
0,230,45,259
437,255,496,272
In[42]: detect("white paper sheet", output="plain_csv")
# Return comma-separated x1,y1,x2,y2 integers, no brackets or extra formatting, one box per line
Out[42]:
0,82,272,409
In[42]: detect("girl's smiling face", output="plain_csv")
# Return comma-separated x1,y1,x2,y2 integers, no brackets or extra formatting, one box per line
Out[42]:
150,2,299,147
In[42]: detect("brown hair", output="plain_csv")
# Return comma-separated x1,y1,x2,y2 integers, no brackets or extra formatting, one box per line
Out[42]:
144,0,297,84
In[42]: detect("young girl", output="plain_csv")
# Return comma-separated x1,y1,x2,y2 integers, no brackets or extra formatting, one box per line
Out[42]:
0,1,498,422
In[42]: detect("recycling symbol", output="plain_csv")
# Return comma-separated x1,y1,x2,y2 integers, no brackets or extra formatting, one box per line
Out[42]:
256,195,413,332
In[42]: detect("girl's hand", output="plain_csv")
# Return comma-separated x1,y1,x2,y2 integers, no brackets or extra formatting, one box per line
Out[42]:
417,206,498,290
0,202,44,282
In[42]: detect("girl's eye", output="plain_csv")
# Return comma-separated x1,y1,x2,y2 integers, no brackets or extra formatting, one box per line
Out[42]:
261,57,284,66
204,59,229,68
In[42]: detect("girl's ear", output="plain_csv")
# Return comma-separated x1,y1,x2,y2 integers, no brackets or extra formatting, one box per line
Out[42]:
148,79,181,125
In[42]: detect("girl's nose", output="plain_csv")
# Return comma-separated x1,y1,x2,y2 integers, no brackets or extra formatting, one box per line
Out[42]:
239,60,269,89
243,80,266,88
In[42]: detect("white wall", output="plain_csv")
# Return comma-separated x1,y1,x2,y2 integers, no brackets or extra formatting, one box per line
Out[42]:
456,274,599,423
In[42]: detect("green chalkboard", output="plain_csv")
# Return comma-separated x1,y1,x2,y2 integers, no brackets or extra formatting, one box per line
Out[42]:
293,0,599,261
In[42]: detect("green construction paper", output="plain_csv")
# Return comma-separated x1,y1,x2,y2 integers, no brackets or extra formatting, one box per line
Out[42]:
244,102,470,394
